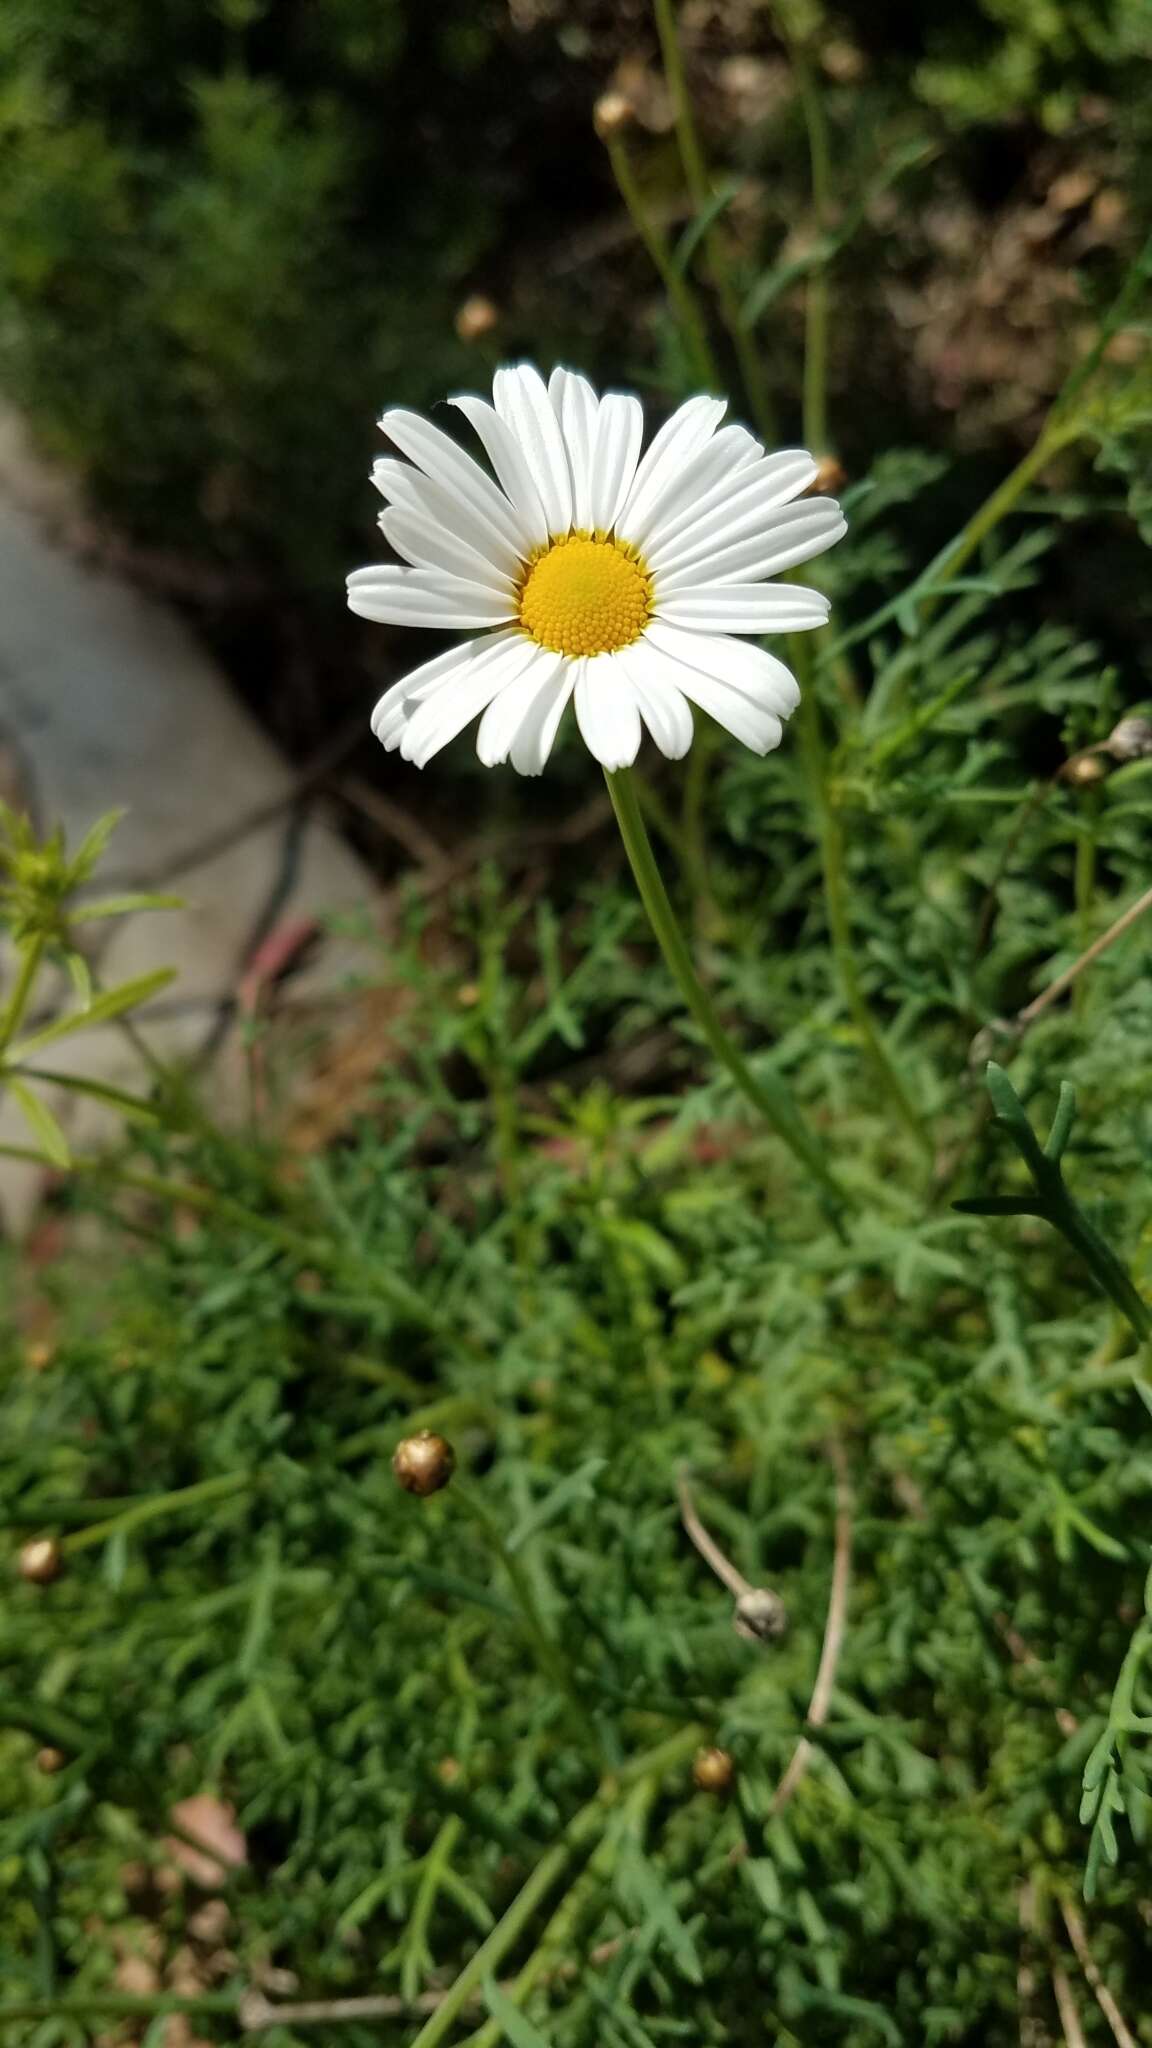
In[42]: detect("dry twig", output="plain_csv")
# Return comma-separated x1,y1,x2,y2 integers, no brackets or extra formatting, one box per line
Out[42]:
769,1437,854,1815
1060,1901,1138,2048
676,1468,787,1642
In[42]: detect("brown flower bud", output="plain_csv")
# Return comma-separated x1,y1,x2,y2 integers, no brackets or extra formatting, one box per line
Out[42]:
733,1586,788,1644
1063,752,1106,786
455,295,499,344
593,91,636,142
18,1537,63,1585
36,1746,67,1774
811,454,847,495
1106,716,1152,762
693,1746,735,1793
392,1431,456,1497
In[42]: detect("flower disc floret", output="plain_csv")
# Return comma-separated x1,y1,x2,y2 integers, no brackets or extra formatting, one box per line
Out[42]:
518,533,651,658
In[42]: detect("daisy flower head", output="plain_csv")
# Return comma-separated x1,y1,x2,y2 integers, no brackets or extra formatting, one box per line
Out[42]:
348,365,846,777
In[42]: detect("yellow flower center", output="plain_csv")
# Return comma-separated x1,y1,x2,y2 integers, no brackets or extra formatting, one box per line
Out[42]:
518,531,651,658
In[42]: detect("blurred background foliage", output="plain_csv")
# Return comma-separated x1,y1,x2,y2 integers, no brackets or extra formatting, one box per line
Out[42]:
1,0,1149,629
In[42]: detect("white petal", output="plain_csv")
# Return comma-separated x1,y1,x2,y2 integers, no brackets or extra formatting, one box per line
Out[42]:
589,394,644,531
617,395,727,538
633,627,783,755
654,583,830,634
475,648,568,769
510,664,576,776
379,505,517,592
612,641,694,759
492,364,573,534
450,395,550,547
549,368,599,529
642,451,819,568
621,424,767,550
644,622,801,719
400,634,541,768
372,458,524,579
574,655,642,771
655,500,846,589
378,408,532,556
347,565,515,628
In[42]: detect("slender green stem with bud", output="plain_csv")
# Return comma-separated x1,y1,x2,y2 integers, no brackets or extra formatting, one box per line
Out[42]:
650,0,776,439
603,135,719,391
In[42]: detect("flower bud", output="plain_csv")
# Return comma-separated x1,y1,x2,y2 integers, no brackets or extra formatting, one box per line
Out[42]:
392,1431,456,1497
1063,752,1106,786
1106,715,1152,762
811,455,847,495
733,1586,787,1644
693,1746,735,1793
18,1537,62,1585
594,91,636,142
455,296,499,344
36,1746,67,1774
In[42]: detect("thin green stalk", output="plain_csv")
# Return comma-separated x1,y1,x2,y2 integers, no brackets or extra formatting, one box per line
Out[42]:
0,934,45,1055
650,0,776,438
605,765,848,1212
795,679,932,1156
605,137,719,390
59,1470,252,1555
460,1779,656,2048
792,46,832,454
408,1726,702,2048
1073,800,1099,1021
453,1486,584,1721
0,1994,237,2025
401,1816,464,2003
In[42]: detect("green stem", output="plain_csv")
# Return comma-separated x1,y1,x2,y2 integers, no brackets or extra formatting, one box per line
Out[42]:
825,428,1072,671
605,765,848,1211
0,1694,94,1753
408,1727,702,2048
795,681,932,1156
460,1779,656,2048
0,1994,237,2024
605,137,719,390
650,0,776,439
454,1486,584,1719
59,1471,252,1555
792,46,832,454
1053,1199,1152,1346
0,934,46,1056
1073,800,1099,1021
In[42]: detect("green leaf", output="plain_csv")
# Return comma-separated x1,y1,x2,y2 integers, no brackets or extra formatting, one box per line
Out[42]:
6,1075,71,1167
70,892,184,923
616,1842,702,1983
69,809,125,883
506,1457,608,1554
21,1069,160,1122
65,950,93,1009
1044,1081,1078,1161
481,1981,552,2048
672,178,741,276
8,968,176,1058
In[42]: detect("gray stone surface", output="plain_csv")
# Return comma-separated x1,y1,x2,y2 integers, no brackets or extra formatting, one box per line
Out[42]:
0,408,374,1231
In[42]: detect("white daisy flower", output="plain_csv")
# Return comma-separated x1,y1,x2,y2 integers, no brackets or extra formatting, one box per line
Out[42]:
348,364,846,777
